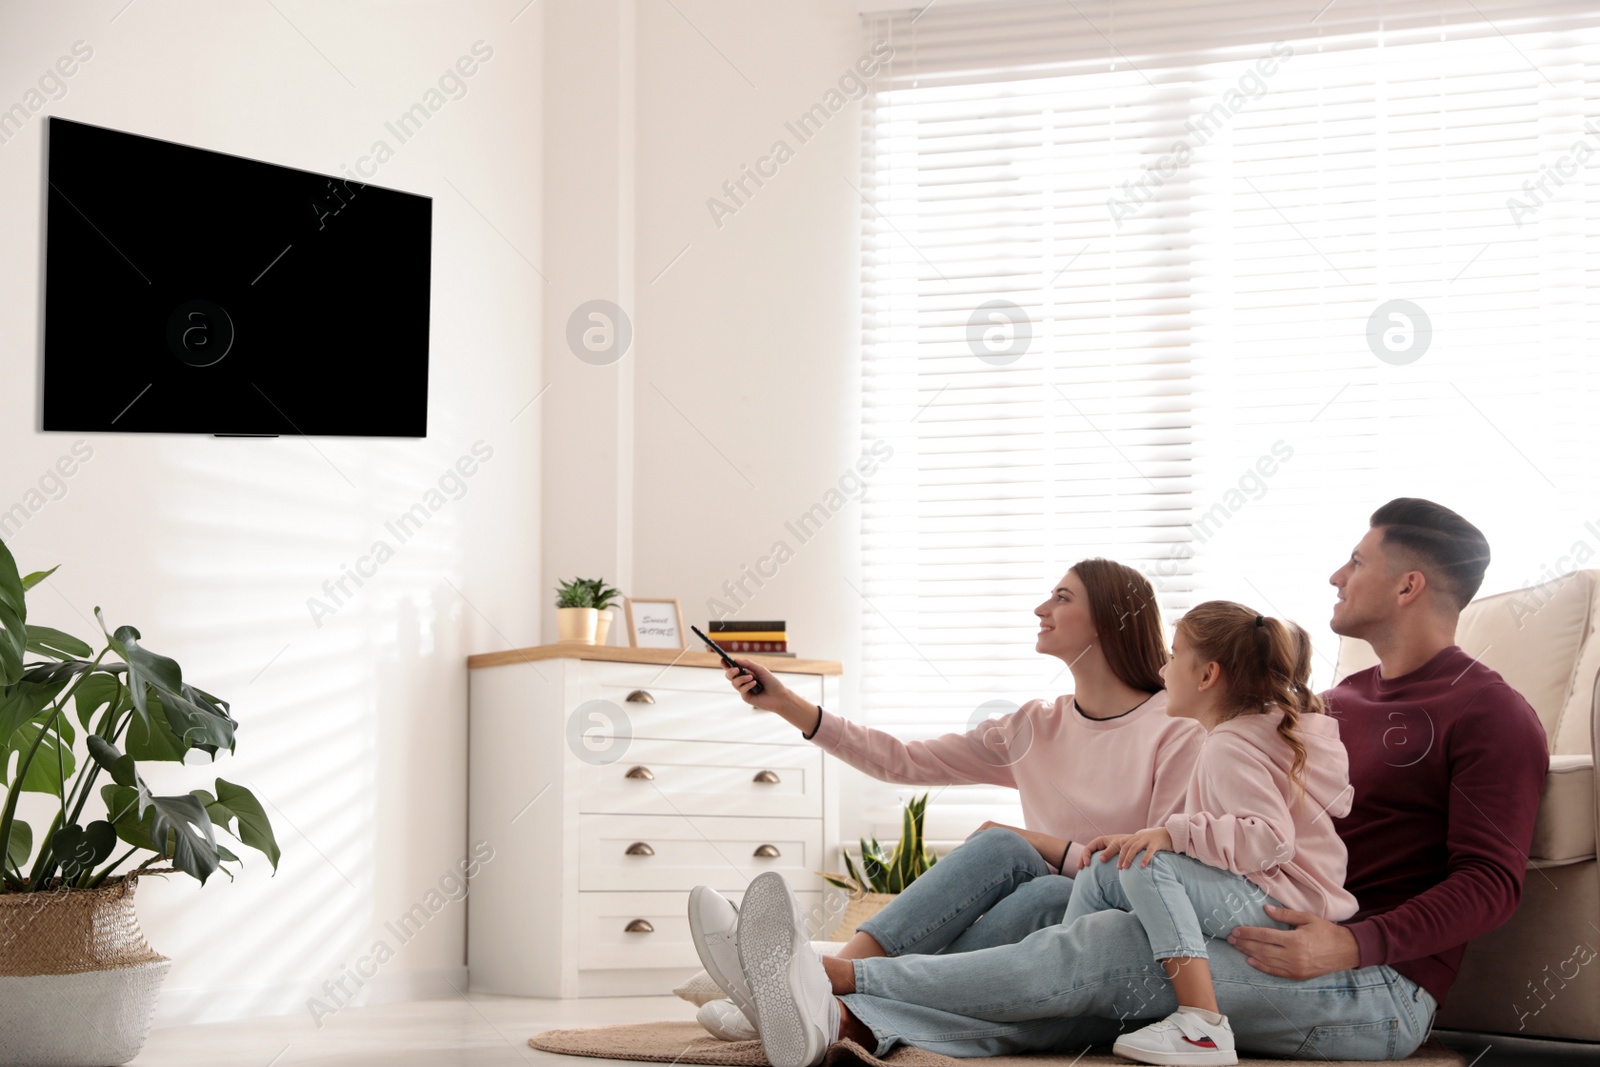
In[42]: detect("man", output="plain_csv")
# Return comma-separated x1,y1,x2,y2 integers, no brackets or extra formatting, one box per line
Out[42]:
695,498,1549,1065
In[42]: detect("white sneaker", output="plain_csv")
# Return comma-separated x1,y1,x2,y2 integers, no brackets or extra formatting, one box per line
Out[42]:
688,886,757,1024
1113,1008,1237,1066
736,871,839,1067
697,998,758,1042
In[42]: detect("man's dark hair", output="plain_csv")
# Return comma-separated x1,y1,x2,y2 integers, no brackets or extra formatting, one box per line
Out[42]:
1369,498,1491,611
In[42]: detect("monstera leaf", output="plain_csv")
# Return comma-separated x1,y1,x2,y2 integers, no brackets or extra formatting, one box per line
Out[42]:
4,708,76,797
102,782,224,884
4,818,30,874
86,735,136,788
72,672,127,733
142,789,221,883
0,549,57,687
0,542,26,689
95,608,236,757
101,783,160,853
192,779,280,871
25,624,92,660
0,670,70,753
52,821,117,879
124,691,189,763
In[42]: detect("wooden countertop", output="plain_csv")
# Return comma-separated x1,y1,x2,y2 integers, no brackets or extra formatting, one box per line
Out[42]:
467,643,843,675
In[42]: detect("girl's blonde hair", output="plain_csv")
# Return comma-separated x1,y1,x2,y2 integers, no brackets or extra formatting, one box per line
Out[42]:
1176,600,1322,803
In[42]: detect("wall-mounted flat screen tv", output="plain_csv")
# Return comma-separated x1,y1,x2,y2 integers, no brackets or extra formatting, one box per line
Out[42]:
42,117,431,436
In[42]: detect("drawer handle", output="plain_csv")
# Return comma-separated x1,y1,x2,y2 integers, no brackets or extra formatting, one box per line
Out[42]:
625,765,655,780
624,919,655,933
753,844,781,859
625,689,656,704
753,769,780,784
625,842,655,856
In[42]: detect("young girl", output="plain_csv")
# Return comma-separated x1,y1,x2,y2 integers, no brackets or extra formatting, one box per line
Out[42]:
1065,601,1357,1066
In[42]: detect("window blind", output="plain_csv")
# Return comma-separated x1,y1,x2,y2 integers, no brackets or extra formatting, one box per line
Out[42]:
856,0,1600,840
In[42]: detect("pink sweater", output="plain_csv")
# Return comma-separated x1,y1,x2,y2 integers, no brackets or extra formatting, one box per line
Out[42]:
809,691,1204,870
1163,707,1358,921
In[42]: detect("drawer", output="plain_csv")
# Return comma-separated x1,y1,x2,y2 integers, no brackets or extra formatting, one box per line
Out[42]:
578,739,823,818
579,814,826,892
584,662,824,704
595,682,802,746
578,889,824,972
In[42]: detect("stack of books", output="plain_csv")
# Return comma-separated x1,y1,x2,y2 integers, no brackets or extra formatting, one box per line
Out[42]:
708,620,793,656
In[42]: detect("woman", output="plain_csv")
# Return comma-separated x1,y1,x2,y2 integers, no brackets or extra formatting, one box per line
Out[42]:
688,558,1205,1042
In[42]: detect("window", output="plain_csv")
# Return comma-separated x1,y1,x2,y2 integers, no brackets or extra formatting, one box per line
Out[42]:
856,0,1600,838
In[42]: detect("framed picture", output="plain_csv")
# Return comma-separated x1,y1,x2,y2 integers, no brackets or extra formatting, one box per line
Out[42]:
624,598,686,649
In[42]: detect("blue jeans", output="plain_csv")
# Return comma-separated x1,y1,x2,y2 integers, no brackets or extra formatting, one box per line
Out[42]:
855,826,1076,956
1063,850,1290,960
844,898,1439,1059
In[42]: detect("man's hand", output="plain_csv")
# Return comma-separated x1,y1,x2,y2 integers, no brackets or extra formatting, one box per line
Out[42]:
1227,903,1362,980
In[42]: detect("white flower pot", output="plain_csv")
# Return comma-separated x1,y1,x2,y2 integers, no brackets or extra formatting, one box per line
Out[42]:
0,961,171,1066
593,608,614,646
0,875,170,1067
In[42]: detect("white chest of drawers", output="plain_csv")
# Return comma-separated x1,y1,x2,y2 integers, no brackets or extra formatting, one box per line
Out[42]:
466,645,842,997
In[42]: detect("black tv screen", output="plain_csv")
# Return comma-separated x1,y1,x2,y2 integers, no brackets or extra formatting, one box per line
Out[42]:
42,117,431,436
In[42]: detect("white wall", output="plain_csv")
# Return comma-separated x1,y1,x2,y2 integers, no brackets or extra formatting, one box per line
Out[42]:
629,0,869,827
1,0,871,1028
631,2,865,667
0,0,543,1026
542,0,872,841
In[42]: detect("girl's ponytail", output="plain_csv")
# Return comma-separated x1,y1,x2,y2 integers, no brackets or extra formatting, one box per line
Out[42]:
1177,602,1322,805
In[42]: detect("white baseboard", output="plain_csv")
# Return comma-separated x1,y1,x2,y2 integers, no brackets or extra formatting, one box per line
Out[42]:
153,964,470,1029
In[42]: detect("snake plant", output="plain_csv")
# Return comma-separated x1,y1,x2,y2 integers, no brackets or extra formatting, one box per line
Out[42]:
822,792,938,895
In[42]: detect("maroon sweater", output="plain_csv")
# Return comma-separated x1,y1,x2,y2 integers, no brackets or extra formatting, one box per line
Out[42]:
1322,645,1548,1006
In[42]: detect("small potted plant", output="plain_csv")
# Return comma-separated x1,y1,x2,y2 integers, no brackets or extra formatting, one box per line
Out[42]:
819,792,938,939
0,539,279,1066
554,578,622,645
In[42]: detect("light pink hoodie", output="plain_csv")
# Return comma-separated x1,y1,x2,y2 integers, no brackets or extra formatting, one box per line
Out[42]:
1163,706,1357,921
809,691,1205,871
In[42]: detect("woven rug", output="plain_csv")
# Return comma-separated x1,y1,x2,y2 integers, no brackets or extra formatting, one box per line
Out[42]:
528,1020,1467,1066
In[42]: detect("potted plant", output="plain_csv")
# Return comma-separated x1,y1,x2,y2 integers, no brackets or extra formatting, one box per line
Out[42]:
553,577,622,645
0,539,280,1067
819,792,938,939
585,579,621,646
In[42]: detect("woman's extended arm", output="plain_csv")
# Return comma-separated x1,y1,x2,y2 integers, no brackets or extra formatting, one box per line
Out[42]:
724,659,824,733
725,657,1024,789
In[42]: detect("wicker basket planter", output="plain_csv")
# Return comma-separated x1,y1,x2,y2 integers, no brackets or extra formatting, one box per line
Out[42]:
826,890,897,941
0,870,173,1067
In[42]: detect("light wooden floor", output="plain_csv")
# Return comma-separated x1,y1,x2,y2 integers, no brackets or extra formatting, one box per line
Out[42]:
125,996,1585,1067
132,993,697,1066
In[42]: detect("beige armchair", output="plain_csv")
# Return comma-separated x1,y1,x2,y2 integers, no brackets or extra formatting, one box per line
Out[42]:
1333,568,1600,1042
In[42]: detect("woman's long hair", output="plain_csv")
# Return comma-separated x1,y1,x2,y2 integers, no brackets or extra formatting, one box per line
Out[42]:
1069,558,1169,694
1175,600,1322,802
